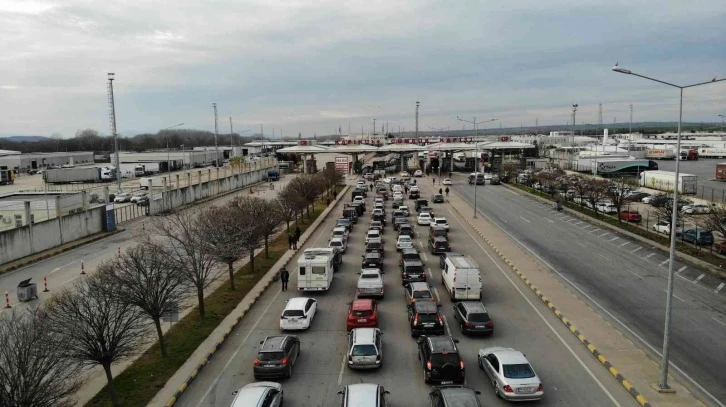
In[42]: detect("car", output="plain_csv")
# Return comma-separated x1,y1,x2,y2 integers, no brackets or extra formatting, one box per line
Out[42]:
652,221,679,234
357,268,384,298
429,385,483,407
626,191,650,201
280,297,317,331
372,213,387,226
682,229,714,246
347,328,383,369
331,227,349,242
400,171,410,178
129,192,147,203
393,217,408,231
453,302,493,335
405,282,436,304
253,335,301,379
365,230,381,245
365,239,385,257
392,196,404,207
346,299,379,331
329,237,348,253
595,202,618,214
442,178,452,185
420,207,435,217
136,195,150,206
399,247,422,267
483,173,493,180
418,336,465,384
396,235,413,251
432,194,445,203
398,206,410,216
415,199,429,211
398,224,415,238
414,169,424,177
409,189,421,199
429,226,448,239
683,204,712,214
371,208,384,218
432,217,450,231
649,195,672,207
113,193,131,203
715,241,726,255
478,347,544,401
417,213,433,225
618,210,642,223
361,251,384,269
642,194,663,204
368,221,384,232
401,259,426,284
408,301,445,337
490,175,501,185
337,383,390,407
391,209,405,221
392,184,403,193
230,382,283,407
357,180,366,187
429,236,451,254
336,218,353,231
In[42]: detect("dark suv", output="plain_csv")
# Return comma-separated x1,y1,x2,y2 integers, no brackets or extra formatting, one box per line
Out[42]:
401,259,426,284
408,301,445,337
415,199,429,212
453,301,493,335
417,336,465,384
429,226,448,239
399,224,415,238
253,335,300,379
429,385,482,407
399,247,421,267
429,236,451,254
365,240,385,257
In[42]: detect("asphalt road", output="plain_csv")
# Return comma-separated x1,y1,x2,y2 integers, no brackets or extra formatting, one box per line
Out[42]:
174,179,635,407
452,178,726,407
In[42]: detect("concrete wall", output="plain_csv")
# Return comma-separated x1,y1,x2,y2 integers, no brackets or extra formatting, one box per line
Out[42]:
0,205,105,265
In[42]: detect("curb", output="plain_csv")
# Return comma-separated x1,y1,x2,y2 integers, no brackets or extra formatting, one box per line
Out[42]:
0,228,125,274
448,197,652,407
164,185,350,407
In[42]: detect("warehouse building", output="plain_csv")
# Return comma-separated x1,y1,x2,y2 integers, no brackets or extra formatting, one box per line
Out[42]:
0,192,85,231
0,152,95,173
111,150,218,172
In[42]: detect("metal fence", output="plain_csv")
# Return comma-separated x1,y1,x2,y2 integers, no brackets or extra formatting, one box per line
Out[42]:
114,203,147,224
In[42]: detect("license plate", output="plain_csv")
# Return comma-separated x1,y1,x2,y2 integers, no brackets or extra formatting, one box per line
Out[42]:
423,323,434,327
358,318,367,322
441,381,453,384
264,364,275,368
516,387,535,394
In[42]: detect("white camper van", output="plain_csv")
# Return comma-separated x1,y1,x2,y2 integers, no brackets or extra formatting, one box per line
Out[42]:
297,248,335,291
441,253,482,301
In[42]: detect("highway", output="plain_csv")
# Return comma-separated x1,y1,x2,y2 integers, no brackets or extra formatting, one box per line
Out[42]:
452,178,726,407
175,178,635,407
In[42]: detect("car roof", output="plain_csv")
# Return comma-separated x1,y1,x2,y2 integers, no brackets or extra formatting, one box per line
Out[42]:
345,383,380,403
433,217,447,221
231,387,268,406
330,237,344,243
403,259,424,266
419,212,431,216
438,386,480,406
428,336,457,353
409,282,430,290
364,251,381,257
333,227,347,231
414,301,439,313
261,335,290,351
398,235,412,240
351,299,374,310
461,301,488,313
484,347,529,364
400,224,413,229
432,236,448,242
285,297,311,310
367,230,380,234
351,327,378,344
401,248,419,254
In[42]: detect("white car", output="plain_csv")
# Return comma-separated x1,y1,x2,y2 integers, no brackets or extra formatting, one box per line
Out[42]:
396,235,413,251
357,180,366,187
478,347,544,401
329,237,348,253
417,213,432,225
374,197,384,204
414,170,423,177
683,204,711,214
442,178,452,185
652,221,674,234
114,193,131,203
484,173,493,180
331,227,349,242
398,206,410,216
595,202,617,214
392,184,403,193
280,297,317,331
353,195,364,203
129,192,147,203
432,217,449,231
410,185,420,192
400,171,410,178
366,230,381,244
383,177,392,184
357,269,384,298
641,195,657,204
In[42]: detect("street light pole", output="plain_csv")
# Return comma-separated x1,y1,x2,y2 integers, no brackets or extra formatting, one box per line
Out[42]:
612,63,725,391
719,114,725,132
457,116,498,218
162,123,184,180
213,103,219,168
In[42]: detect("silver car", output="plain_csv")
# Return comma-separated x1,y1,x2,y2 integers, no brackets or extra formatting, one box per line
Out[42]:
338,383,389,407
357,269,384,298
230,382,283,407
477,347,543,401
347,328,383,369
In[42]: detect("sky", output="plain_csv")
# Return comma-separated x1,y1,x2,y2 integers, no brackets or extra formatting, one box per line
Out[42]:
1,0,725,139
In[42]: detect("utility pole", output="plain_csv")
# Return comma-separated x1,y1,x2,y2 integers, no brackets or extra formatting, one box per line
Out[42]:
535,118,539,135
629,104,634,154
213,103,219,167
457,116,498,218
571,103,578,170
107,73,122,193
260,124,263,138
598,103,603,135
373,119,376,136
229,116,234,148
415,101,420,139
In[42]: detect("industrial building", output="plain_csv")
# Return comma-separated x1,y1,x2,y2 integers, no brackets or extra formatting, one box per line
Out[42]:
111,150,220,177
0,152,95,173
0,192,85,231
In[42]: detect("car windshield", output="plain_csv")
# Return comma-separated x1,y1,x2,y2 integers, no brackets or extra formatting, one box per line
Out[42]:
258,351,284,361
417,313,438,323
283,309,304,318
431,353,460,365
468,313,491,322
406,265,424,273
413,290,432,299
399,237,411,242
403,253,419,260
330,241,342,247
352,345,378,357
503,363,536,379
351,309,373,317
361,273,379,279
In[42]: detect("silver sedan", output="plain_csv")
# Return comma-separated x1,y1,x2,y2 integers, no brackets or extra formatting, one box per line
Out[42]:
477,347,544,401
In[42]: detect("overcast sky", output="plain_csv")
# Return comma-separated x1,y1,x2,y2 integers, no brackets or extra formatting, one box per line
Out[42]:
1,0,725,138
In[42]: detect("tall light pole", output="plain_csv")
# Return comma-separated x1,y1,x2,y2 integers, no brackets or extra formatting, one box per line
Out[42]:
719,114,725,132
162,123,184,179
213,103,219,167
373,118,376,137
612,63,725,391
429,126,450,184
107,73,122,193
457,116,498,218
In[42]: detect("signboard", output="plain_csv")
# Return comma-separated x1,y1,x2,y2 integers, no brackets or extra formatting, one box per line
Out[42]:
104,204,116,231
335,156,348,174
500,136,510,142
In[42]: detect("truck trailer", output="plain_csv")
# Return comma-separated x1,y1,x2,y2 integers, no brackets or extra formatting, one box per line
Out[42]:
716,163,726,181
44,167,116,184
645,148,676,160
639,170,697,194
698,148,726,159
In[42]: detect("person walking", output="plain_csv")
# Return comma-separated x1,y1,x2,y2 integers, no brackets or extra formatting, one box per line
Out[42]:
432,177,435,185
445,187,450,197
295,226,301,242
280,267,290,291
438,188,443,195
292,234,298,250
288,234,294,250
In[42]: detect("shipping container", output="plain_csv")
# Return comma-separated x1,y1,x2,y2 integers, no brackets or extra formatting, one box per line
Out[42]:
716,163,726,181
43,167,115,184
645,148,676,159
639,170,698,194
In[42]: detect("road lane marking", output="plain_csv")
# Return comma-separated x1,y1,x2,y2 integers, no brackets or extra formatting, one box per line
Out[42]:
194,288,283,407
693,274,705,284
544,218,554,223
619,241,630,247
520,216,530,223
582,225,594,230
659,259,670,267
631,247,642,253
599,232,610,238
663,289,686,302
713,317,726,328
626,270,642,278
645,253,655,259
677,266,687,273
337,350,347,385
589,229,601,234
599,254,611,261
575,221,584,225
715,283,725,294
608,237,619,242
60,276,81,286
51,267,60,274
421,253,428,261
427,267,433,280
577,242,586,247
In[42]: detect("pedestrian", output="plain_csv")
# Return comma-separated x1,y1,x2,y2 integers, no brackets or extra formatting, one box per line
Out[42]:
293,234,299,250
295,226,301,242
404,186,408,194
280,267,290,291
432,177,435,184
439,188,443,195
369,184,373,191
445,187,449,196
288,234,294,250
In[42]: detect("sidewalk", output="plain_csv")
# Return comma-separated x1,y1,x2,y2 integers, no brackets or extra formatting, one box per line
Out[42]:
442,186,705,407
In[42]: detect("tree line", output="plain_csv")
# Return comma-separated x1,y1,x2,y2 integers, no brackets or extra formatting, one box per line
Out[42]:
0,168,343,407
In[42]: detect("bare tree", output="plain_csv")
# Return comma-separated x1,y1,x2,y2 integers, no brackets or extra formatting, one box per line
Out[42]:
198,205,249,290
0,309,82,407
703,204,726,238
288,175,321,218
44,274,148,407
585,178,609,216
276,185,299,231
229,197,266,272
322,166,344,197
607,178,638,221
651,198,692,238
151,211,219,319
97,245,188,358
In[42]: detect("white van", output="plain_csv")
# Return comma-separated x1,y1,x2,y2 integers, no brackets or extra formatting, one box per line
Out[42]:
441,253,482,301
297,248,335,291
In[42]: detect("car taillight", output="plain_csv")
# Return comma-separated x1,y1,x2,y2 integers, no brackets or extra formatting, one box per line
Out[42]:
348,355,352,361
438,314,444,325
503,385,514,393
413,314,419,326
486,321,494,327
253,359,261,366
281,357,288,365
464,322,473,327
537,383,544,392
426,361,432,370
460,361,465,370
402,273,408,278
376,355,381,361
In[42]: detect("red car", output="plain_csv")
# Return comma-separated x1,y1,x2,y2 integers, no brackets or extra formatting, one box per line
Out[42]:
619,210,642,223
346,299,378,331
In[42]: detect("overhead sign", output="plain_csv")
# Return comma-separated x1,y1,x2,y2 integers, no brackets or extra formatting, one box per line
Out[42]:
335,156,348,174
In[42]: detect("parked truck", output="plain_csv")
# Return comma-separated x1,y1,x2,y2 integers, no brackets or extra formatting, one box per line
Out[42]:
680,149,699,161
267,169,280,181
639,170,698,194
716,163,726,181
44,167,116,184
698,148,726,159
645,148,676,160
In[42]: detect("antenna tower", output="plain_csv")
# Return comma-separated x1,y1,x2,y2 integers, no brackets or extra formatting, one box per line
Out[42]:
598,103,603,133
213,103,219,167
107,73,122,192
415,101,420,138
229,116,234,147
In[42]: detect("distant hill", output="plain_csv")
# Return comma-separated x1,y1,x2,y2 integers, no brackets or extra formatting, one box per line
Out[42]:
0,135,50,142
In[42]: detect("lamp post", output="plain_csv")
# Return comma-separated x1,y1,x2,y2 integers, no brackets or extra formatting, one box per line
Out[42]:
429,127,450,184
457,116,498,218
162,123,184,179
719,114,725,132
612,63,725,391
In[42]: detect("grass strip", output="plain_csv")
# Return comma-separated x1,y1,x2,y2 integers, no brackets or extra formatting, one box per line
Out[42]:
85,187,341,407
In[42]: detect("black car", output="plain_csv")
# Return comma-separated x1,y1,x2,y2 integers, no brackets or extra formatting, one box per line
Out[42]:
429,226,448,239
336,218,353,232
365,240,385,257
417,336,465,384
409,190,420,199
136,195,150,206
432,194,445,203
391,210,405,221
408,301,445,337
343,208,358,223
361,251,384,269
354,187,367,198
352,190,364,201
453,301,493,335
489,176,501,185
399,224,415,238
415,199,429,212
372,213,387,226
420,207,435,217
393,217,408,231
429,236,451,254
401,259,426,284
351,202,364,216
429,385,482,407
648,194,670,207
626,192,650,201
399,247,422,267
254,335,300,379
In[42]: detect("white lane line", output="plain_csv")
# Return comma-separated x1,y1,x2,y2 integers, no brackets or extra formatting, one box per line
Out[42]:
582,225,594,230
566,218,578,223
577,242,587,247
715,283,725,294
520,216,530,223
50,267,60,274
712,317,726,328
427,267,433,280
619,241,630,247
693,274,705,284
419,240,423,248
337,350,347,385
631,247,642,253
574,221,584,225
422,252,428,262
60,276,81,286
465,204,724,407
599,232,610,238
677,266,687,273
544,218,554,223
448,210,622,406
677,274,691,283
195,288,283,407
626,269,642,278
608,237,619,242
589,229,601,234
659,259,670,267
599,254,611,261
663,289,686,302
645,253,655,259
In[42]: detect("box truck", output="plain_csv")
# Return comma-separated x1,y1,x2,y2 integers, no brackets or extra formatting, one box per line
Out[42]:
639,170,697,194
698,148,726,159
645,148,676,160
440,253,482,301
44,167,115,184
